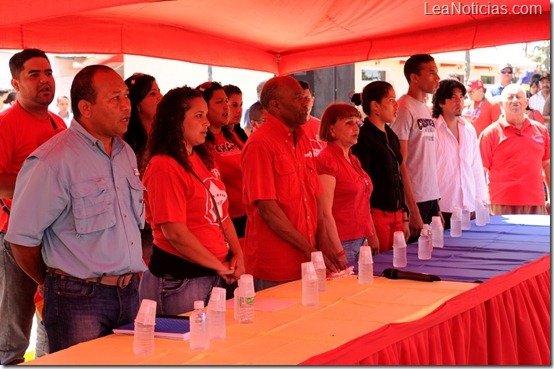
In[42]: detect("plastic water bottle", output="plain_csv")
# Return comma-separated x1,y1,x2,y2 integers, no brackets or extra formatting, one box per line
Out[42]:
475,200,488,226
233,280,241,321
450,207,462,238
430,216,444,248
238,274,255,324
133,299,156,355
311,251,327,291
461,207,471,230
301,262,319,306
418,227,432,260
392,231,407,268
190,300,210,350
207,287,226,340
357,246,374,284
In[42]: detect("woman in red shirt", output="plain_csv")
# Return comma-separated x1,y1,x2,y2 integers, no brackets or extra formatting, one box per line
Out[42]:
140,86,244,315
316,103,379,266
198,81,248,238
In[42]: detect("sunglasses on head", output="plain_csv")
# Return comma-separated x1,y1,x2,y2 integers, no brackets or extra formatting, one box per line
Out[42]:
500,70,513,74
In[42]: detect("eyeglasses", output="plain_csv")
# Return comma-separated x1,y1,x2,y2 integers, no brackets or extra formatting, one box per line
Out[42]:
500,70,513,74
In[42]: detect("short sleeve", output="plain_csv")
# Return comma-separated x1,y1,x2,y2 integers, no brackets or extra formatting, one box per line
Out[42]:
241,141,277,204
143,157,189,226
390,99,413,141
315,150,339,178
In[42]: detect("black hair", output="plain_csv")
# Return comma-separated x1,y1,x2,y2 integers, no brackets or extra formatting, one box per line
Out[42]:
361,81,394,116
71,65,114,120
197,81,242,148
9,48,49,79
148,86,214,171
123,73,156,172
404,54,435,83
432,79,467,118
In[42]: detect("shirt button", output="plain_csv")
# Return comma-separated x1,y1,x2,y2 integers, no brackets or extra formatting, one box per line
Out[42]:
307,216,310,219
130,241,134,245
124,214,127,218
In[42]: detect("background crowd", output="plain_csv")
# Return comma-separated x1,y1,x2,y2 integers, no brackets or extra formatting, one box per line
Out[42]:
0,48,550,364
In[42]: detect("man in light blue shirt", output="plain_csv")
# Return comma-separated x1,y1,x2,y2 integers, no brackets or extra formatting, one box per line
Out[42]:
6,65,147,353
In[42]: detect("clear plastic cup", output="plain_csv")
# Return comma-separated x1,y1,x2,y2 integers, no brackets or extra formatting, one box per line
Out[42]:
136,299,157,325
311,251,326,292
359,245,373,263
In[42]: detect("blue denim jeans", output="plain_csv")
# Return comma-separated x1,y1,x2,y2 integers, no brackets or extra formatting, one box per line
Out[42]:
341,237,366,266
0,233,38,365
139,270,225,315
43,272,139,354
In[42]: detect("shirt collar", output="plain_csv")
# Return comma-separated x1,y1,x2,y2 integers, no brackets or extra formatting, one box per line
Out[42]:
435,115,467,128
70,119,124,155
265,113,306,139
497,115,532,131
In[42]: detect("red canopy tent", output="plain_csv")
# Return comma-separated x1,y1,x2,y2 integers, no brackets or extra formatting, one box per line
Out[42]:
1,0,550,74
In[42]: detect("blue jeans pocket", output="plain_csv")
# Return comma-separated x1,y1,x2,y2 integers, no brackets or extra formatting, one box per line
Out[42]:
56,277,96,297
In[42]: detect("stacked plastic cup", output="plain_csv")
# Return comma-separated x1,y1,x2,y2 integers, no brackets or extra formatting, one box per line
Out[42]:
133,299,157,355
301,262,319,306
358,245,374,284
207,287,226,340
392,231,407,268
311,251,327,291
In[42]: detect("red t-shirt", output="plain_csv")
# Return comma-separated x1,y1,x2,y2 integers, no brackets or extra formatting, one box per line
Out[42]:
142,153,229,262
479,117,550,206
468,98,502,138
0,102,66,231
303,116,327,157
210,131,245,219
241,114,321,281
316,142,374,241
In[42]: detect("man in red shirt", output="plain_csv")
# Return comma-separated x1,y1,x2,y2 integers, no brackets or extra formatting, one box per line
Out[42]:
479,84,550,215
463,79,501,137
0,48,65,364
241,76,336,291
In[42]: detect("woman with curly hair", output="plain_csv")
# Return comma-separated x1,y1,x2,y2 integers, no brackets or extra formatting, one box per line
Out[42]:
197,81,248,238
123,73,163,263
139,86,244,315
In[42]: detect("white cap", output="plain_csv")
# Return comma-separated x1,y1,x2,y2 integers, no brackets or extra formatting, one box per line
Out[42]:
208,286,227,311
393,231,406,248
359,245,373,263
311,251,325,268
422,224,430,230
194,300,205,310
453,207,462,217
431,216,441,226
135,299,157,325
239,274,255,296
301,262,318,280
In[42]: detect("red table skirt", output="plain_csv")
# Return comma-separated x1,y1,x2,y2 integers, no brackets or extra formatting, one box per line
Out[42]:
302,255,551,365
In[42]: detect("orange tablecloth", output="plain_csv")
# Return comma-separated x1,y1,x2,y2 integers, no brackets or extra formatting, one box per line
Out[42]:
24,275,476,365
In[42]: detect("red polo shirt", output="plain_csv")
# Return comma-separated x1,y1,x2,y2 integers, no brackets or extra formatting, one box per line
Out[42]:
241,114,321,281
479,116,550,206
316,142,374,241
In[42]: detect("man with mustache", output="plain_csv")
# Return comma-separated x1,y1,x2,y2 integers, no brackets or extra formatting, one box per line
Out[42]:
479,84,550,215
432,79,487,229
0,48,66,365
6,65,147,353
241,76,339,291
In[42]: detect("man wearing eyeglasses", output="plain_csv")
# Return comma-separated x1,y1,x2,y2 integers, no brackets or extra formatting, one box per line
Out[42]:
462,79,501,137
488,63,514,100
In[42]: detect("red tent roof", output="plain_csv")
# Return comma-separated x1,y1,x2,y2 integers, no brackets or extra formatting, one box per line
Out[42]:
1,0,550,75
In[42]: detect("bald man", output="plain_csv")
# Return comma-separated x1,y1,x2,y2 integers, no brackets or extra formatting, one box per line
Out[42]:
479,84,550,215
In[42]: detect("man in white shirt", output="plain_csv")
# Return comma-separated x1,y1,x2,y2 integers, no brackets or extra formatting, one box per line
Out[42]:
432,79,487,229
390,54,441,242
528,74,550,117
55,96,72,127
